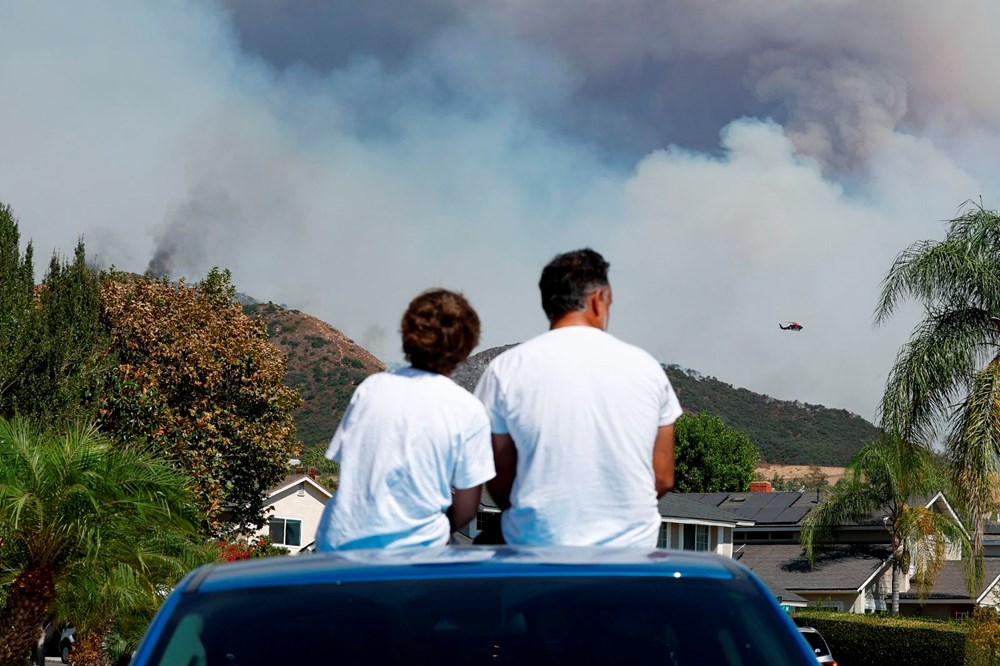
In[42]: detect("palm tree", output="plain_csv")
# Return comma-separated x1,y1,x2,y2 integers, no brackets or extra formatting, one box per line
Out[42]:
800,435,968,614
55,528,215,666
0,417,205,666
875,202,1000,562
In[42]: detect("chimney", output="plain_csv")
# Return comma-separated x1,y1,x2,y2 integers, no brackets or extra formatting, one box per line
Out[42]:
307,467,317,480
749,481,772,493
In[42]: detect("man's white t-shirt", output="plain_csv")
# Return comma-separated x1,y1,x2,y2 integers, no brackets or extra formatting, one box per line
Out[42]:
474,326,683,548
316,367,495,551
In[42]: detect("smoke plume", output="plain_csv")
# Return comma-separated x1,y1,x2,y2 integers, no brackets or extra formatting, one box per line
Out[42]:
2,0,999,421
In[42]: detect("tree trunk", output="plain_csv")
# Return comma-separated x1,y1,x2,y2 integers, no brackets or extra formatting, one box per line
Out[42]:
0,565,55,666
69,627,113,666
891,560,900,614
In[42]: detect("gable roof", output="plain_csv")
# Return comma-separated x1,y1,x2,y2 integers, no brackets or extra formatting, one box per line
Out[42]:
266,473,333,499
897,558,1000,602
735,543,892,592
658,493,751,526
755,576,808,606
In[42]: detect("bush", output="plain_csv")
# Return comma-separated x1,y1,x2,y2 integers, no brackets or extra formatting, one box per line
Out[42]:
792,610,968,666
966,607,1000,665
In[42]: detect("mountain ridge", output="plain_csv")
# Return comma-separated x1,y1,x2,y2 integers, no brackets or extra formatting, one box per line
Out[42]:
244,303,876,465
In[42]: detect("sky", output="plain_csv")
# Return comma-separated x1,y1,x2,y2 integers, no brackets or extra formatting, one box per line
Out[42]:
3,0,1000,421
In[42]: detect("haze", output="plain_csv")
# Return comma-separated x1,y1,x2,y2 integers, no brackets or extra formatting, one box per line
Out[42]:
4,0,999,420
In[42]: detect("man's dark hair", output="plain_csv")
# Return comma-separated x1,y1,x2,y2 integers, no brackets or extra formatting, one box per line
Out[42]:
401,289,481,376
538,248,610,321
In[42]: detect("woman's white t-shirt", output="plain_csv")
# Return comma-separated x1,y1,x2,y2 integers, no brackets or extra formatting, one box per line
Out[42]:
316,367,495,550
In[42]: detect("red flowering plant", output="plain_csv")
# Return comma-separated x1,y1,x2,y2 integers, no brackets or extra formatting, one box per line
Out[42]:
214,535,288,562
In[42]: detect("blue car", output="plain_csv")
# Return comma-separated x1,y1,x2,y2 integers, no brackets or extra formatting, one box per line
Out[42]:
131,546,817,666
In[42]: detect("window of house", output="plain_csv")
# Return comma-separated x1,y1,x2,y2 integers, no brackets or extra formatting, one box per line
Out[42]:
682,525,710,551
269,518,302,547
696,525,709,551
657,524,668,548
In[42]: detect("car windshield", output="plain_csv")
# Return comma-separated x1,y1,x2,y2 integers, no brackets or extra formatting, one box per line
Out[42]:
148,575,809,666
801,630,831,656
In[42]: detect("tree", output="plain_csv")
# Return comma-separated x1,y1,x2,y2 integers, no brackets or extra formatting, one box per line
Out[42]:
0,203,108,424
0,203,35,408
97,269,301,535
0,417,204,666
673,412,760,493
875,202,1000,561
800,434,968,614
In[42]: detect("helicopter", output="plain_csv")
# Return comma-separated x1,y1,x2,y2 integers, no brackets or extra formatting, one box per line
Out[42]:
778,322,803,331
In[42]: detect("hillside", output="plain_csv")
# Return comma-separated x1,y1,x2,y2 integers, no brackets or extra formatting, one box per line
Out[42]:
242,305,877,465
244,302,385,449
451,347,877,466
663,365,878,466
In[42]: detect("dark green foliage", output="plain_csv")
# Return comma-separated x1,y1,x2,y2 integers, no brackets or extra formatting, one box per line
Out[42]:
0,204,109,425
0,203,35,407
673,412,760,492
309,336,330,349
664,365,878,465
791,611,968,666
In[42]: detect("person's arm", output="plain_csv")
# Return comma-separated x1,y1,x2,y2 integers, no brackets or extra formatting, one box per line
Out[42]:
448,486,482,533
486,433,517,510
653,424,675,498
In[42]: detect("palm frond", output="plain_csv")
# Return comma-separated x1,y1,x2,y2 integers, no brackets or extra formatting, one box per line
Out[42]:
878,307,998,442
876,204,1000,326
948,356,1000,562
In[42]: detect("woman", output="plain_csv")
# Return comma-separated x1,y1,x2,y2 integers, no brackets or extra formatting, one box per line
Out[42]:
316,289,494,550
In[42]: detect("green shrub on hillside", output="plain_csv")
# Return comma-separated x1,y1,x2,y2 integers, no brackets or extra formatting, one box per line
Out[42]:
664,365,878,465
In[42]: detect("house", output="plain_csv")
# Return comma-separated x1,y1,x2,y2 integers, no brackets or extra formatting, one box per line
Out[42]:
682,487,1000,619
656,493,750,556
735,542,894,613
897,559,1000,620
257,472,332,553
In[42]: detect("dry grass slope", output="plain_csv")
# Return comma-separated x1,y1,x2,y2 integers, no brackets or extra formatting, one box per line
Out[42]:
245,303,385,449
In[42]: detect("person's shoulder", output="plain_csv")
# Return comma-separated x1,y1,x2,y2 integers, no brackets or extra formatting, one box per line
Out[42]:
434,375,490,417
604,334,664,371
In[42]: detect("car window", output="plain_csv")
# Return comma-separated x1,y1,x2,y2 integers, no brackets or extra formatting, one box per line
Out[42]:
148,576,810,666
800,630,831,656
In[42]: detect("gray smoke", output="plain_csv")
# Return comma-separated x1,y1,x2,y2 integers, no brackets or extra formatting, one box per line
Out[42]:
2,0,999,421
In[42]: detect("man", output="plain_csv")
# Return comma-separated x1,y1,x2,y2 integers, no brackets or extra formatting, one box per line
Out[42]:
474,248,681,547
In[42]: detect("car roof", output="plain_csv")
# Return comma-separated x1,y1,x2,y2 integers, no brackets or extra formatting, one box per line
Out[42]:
183,546,748,595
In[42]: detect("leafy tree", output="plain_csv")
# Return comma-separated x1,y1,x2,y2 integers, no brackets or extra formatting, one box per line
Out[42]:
0,203,35,407
299,444,340,492
673,412,760,493
0,417,204,665
0,204,108,424
875,202,1000,561
800,434,969,614
97,269,301,535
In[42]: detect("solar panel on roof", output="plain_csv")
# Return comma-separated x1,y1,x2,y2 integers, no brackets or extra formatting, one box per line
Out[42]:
777,507,810,524
753,508,785,523
766,494,798,509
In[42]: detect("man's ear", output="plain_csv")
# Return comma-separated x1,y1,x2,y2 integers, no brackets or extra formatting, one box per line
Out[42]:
586,288,603,316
